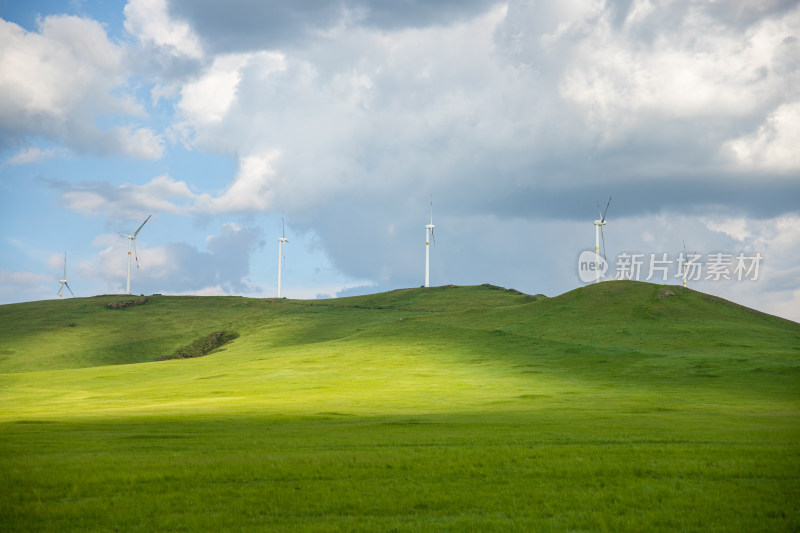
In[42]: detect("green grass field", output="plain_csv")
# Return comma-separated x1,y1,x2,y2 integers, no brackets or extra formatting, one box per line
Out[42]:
1,281,798,531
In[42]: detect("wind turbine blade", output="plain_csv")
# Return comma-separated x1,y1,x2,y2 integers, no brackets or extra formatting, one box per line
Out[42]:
133,214,151,237
282,211,285,239
64,251,67,279
58,282,64,296
602,196,611,222
431,227,436,246
65,282,75,297
133,239,141,270
600,225,607,261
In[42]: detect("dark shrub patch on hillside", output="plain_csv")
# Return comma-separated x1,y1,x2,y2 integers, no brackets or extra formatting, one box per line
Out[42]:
481,283,524,295
158,331,239,361
481,283,546,299
107,298,148,309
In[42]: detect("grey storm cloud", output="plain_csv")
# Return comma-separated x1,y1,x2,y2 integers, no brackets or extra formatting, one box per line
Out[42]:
113,223,265,295
168,0,499,52
164,0,800,223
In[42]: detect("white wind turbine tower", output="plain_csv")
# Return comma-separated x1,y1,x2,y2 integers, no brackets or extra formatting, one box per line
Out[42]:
119,214,151,295
57,251,75,299
681,241,690,287
594,197,611,283
277,213,288,298
425,199,436,288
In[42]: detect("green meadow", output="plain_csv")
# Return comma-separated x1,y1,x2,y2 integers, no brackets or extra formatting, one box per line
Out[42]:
1,281,798,531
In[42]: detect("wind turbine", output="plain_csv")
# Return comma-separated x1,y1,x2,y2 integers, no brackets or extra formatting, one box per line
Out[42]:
57,251,75,299
681,241,691,287
277,212,288,298
119,214,151,295
594,197,611,283
425,199,436,288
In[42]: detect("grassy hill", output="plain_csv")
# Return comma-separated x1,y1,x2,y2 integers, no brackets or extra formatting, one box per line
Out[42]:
1,281,798,531
0,284,537,373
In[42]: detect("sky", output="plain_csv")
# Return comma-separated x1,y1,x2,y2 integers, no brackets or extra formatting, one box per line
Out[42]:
1,0,799,321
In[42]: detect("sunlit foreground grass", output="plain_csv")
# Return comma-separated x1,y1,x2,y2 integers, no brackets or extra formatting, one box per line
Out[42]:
1,282,798,531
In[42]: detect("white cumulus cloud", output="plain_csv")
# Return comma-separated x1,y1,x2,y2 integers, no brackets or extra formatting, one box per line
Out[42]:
58,151,279,219
194,151,279,214
0,15,163,158
123,0,203,59
178,53,252,123
5,146,62,165
727,100,800,172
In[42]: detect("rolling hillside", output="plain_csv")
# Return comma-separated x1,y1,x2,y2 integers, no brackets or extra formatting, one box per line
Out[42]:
0,284,537,373
1,281,796,372
1,281,798,531
0,281,798,417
